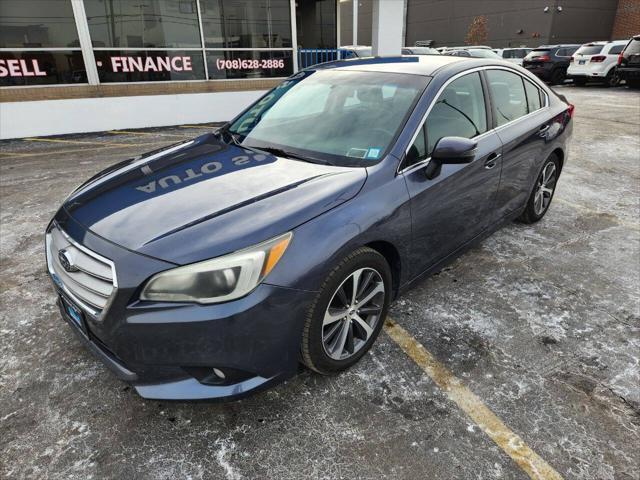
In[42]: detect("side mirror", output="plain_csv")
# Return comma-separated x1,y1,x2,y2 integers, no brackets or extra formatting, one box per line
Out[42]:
425,136,477,179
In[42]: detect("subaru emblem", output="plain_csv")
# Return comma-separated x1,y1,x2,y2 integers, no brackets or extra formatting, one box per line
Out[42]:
58,249,78,273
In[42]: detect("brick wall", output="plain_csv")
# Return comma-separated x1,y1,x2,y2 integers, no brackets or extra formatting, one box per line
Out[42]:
611,0,640,39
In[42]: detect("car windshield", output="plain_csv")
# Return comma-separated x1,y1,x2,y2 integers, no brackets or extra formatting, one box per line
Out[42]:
468,49,502,58
576,45,604,55
527,49,550,59
226,70,429,167
625,39,640,55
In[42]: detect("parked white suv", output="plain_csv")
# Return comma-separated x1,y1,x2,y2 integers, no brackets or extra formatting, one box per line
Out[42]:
493,48,533,66
567,40,628,86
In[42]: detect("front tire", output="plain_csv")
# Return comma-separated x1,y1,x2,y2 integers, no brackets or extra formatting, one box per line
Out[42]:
518,155,560,224
605,70,620,87
301,247,392,374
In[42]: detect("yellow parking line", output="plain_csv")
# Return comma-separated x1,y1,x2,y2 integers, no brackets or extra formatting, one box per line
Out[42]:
108,130,187,138
555,198,640,230
384,318,564,480
25,137,106,145
0,142,162,158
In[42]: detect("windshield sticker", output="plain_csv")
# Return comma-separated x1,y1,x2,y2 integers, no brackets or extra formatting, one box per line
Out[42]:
367,147,382,159
347,148,368,158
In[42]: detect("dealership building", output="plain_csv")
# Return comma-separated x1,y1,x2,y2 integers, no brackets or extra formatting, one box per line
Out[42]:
1,0,638,139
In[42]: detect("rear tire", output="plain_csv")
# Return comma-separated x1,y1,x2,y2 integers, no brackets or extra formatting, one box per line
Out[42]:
518,155,560,224
550,69,566,85
301,247,392,375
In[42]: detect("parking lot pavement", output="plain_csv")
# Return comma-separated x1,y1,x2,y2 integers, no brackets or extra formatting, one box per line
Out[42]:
1,86,639,480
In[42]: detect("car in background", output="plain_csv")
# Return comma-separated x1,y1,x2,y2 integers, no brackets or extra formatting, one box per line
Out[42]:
617,35,640,88
402,46,440,55
523,44,581,84
493,48,533,66
339,45,372,58
437,45,492,53
567,40,627,86
446,49,502,59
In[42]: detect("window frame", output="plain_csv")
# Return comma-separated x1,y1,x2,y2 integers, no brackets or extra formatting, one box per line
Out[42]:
400,69,492,172
399,66,549,175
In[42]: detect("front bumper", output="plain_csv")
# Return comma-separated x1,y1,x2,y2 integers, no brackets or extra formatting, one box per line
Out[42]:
48,214,315,401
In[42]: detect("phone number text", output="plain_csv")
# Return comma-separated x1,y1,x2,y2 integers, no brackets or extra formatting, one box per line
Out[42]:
215,59,286,70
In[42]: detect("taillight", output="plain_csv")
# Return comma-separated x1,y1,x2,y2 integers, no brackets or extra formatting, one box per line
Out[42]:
538,55,550,62
570,56,574,63
567,103,575,118
590,55,606,63
618,52,624,65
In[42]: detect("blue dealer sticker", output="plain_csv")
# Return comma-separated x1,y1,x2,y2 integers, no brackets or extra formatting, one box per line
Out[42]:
367,147,382,159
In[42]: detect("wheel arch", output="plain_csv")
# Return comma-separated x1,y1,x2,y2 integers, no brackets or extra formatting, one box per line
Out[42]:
551,147,565,174
365,240,402,300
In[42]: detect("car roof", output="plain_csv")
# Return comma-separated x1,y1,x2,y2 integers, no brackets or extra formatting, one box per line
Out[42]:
537,44,581,48
312,55,515,76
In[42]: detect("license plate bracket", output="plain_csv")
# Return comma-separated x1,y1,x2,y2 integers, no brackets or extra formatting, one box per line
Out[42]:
578,60,586,65
60,295,86,332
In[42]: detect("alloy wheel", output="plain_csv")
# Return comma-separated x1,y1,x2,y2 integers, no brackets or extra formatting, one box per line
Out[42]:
322,268,385,360
534,162,557,216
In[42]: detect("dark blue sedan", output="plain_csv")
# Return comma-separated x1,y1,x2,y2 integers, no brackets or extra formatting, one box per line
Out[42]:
46,55,573,400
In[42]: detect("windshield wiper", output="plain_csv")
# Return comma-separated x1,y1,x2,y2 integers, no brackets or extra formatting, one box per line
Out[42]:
257,146,334,166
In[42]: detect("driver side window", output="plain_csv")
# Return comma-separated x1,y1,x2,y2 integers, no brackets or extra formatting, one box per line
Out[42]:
406,72,487,167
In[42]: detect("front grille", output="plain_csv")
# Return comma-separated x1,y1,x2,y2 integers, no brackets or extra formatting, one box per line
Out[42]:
46,223,117,318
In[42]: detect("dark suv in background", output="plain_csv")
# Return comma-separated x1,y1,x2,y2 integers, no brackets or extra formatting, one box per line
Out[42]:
617,35,640,88
523,44,580,85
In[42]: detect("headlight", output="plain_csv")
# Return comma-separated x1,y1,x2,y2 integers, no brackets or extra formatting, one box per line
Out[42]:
140,232,292,304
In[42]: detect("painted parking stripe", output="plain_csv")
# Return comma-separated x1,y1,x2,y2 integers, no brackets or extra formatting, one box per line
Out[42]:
384,318,564,480
108,130,188,138
0,142,162,158
24,137,144,148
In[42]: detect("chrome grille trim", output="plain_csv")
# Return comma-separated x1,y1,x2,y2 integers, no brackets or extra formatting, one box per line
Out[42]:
46,223,117,319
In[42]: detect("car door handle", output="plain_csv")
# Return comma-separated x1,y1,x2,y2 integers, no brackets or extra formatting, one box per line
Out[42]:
484,152,501,169
538,124,551,137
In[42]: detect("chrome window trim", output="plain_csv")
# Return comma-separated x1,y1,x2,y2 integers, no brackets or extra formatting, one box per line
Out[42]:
398,65,549,175
46,223,118,320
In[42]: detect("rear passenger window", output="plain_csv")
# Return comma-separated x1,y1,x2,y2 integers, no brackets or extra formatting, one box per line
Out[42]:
523,79,542,112
608,44,624,55
486,70,528,126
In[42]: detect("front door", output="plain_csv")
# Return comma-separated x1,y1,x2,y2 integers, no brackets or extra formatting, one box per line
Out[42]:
401,71,502,277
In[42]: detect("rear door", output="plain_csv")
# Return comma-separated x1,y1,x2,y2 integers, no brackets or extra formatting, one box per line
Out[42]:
402,71,502,275
486,68,550,217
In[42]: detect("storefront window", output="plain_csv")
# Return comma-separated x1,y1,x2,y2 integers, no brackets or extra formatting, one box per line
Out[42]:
1,0,298,87
206,49,292,79
94,50,205,82
0,0,80,48
0,0,87,86
84,0,201,48
200,0,291,48
0,51,86,86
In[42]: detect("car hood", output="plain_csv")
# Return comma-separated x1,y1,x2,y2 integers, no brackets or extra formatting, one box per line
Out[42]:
64,134,367,264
